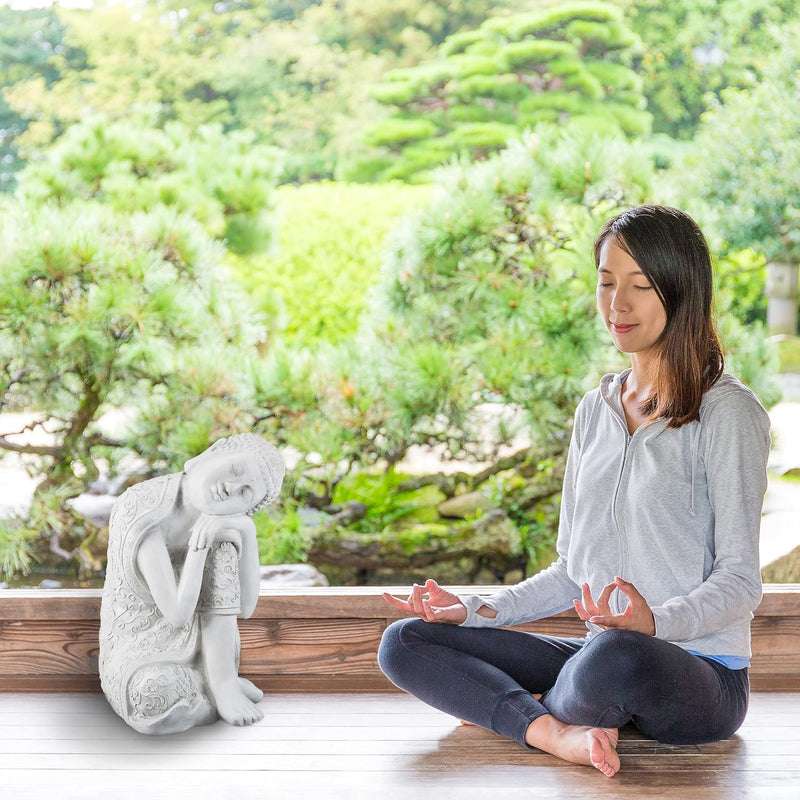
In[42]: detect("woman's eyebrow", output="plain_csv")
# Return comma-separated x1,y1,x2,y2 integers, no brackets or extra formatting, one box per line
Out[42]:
597,267,645,276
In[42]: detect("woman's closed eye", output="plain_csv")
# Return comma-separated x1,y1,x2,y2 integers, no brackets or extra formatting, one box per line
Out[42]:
597,282,653,291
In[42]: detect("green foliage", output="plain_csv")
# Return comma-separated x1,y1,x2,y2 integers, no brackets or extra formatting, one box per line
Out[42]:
499,40,578,70
363,1,649,180
275,129,654,547
364,118,440,147
255,503,312,565
774,336,800,373
231,181,432,345
333,471,443,532
1,1,533,186
211,21,390,183
18,116,280,255
669,27,800,263
0,5,82,191
248,129,782,551
302,0,516,60
718,308,783,409
246,131,657,536
1,0,387,184
0,518,36,578
715,249,768,325
622,0,800,139
0,201,264,495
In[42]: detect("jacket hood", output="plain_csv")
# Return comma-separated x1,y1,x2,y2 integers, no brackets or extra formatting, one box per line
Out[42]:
598,370,754,418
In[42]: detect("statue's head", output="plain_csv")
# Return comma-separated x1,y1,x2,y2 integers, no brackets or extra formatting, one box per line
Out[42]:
183,433,285,516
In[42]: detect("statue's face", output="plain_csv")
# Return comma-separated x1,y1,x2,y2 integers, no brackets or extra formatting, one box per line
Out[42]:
183,451,267,516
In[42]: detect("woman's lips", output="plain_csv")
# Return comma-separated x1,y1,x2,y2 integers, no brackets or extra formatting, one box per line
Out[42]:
611,322,637,334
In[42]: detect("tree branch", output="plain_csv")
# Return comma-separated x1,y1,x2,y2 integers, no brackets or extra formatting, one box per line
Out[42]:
396,442,567,497
0,436,61,456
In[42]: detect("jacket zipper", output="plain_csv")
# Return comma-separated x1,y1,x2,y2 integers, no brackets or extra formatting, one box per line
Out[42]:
610,419,633,615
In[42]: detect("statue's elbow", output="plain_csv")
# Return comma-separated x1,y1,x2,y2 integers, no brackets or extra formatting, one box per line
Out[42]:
240,597,258,619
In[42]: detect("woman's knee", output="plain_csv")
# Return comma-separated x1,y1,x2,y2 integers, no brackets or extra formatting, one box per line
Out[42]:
585,629,658,665
377,618,428,686
574,629,663,690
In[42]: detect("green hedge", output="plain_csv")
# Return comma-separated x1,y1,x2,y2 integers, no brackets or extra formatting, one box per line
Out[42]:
230,181,432,346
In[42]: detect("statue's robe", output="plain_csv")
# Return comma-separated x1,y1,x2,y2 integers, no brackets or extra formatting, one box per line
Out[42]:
99,475,219,735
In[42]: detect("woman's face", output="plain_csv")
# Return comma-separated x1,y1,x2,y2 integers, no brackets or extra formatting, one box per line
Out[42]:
183,451,266,516
596,238,667,358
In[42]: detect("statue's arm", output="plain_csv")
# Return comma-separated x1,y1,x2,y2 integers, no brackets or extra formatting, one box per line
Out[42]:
201,513,260,618
236,517,260,619
136,533,210,628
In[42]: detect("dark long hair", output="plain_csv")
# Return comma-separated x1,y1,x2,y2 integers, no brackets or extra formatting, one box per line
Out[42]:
593,205,724,428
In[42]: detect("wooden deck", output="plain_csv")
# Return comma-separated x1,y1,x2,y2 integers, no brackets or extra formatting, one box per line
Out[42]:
2,586,800,797
1,690,799,799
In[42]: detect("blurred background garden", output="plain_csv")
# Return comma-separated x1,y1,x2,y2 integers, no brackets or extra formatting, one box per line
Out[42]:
0,0,799,588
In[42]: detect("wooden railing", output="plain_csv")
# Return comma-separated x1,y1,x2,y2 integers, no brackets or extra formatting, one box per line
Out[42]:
1,585,799,692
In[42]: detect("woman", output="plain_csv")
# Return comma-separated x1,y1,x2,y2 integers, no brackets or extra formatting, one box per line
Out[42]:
99,433,284,734
378,205,771,777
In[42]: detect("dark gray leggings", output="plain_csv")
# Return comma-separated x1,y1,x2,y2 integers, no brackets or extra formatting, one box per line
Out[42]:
378,619,749,747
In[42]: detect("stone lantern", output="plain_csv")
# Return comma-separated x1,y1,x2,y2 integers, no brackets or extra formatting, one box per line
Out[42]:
766,261,799,335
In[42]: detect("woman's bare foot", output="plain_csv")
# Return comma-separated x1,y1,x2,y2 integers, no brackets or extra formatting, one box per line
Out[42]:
238,677,264,703
525,714,620,777
586,727,620,777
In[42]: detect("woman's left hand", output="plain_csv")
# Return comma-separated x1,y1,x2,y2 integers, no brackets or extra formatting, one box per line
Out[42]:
574,577,656,636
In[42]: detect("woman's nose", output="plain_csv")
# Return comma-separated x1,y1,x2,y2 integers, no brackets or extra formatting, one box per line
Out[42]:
610,289,631,312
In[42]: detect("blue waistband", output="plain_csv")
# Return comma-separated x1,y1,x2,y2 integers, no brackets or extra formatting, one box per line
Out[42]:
687,651,749,670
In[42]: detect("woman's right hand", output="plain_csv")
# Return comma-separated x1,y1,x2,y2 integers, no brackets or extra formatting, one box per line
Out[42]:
382,579,467,624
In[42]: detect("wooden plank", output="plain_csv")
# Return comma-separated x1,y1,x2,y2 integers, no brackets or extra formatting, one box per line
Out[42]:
1,583,796,617
1,586,799,692
5,736,800,758
0,620,100,674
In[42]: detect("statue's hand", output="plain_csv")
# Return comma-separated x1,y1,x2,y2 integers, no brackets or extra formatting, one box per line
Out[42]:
189,514,243,554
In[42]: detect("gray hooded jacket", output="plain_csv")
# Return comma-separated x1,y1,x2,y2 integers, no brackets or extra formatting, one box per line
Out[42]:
460,371,771,660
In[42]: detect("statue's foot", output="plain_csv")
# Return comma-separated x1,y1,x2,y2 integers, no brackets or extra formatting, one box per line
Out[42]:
212,680,264,726
239,677,264,702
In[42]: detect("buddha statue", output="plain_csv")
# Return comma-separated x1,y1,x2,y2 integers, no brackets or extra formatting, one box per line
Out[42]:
99,433,284,734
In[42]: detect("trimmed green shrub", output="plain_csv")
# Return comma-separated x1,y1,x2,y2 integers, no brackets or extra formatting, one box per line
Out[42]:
230,181,433,346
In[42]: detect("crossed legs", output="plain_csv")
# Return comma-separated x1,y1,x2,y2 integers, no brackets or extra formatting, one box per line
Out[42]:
378,619,749,775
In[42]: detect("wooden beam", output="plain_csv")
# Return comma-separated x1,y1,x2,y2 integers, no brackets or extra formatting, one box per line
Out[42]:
1,585,799,692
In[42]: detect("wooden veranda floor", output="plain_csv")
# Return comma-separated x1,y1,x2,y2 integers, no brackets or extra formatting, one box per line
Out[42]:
0,691,799,800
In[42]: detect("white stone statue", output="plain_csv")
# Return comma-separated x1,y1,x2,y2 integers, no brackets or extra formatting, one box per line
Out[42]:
99,433,285,735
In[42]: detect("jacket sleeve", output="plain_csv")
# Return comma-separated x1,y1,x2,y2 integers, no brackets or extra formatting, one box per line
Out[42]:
650,389,770,643
458,396,588,628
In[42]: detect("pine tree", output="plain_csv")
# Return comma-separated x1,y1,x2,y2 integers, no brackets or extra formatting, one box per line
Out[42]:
356,1,650,181
0,202,266,576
